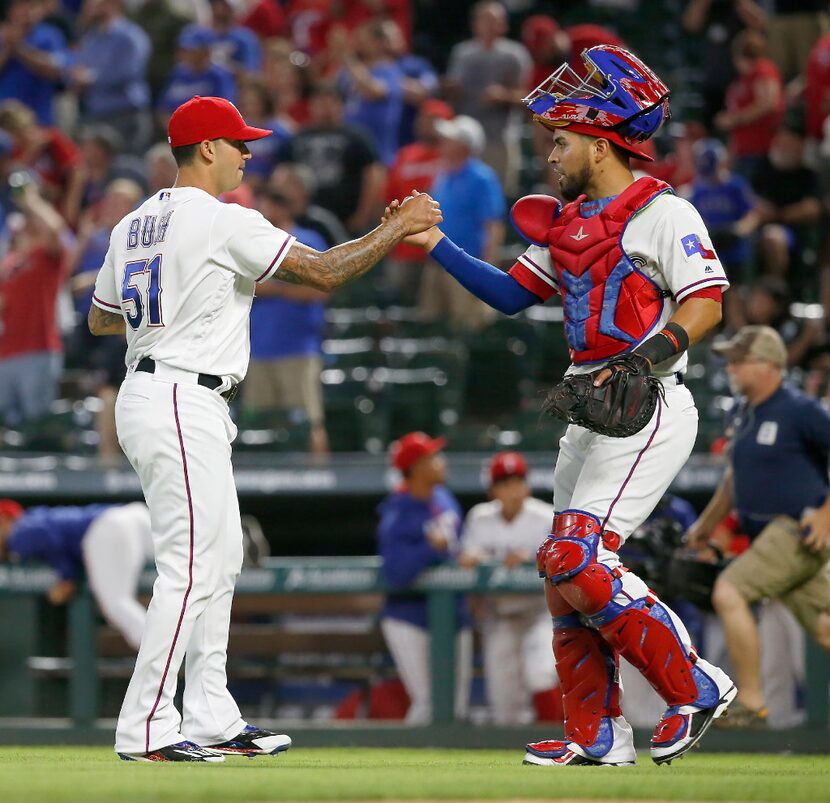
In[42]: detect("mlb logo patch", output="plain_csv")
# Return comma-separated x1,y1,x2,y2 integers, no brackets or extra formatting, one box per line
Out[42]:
681,233,717,260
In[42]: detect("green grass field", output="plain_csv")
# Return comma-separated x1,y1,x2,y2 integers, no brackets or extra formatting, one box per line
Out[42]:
0,747,827,802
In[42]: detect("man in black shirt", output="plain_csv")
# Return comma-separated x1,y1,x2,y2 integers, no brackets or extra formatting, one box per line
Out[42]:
276,83,384,235
688,325,830,727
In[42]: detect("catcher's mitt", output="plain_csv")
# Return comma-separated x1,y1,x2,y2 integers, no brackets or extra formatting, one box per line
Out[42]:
543,354,665,438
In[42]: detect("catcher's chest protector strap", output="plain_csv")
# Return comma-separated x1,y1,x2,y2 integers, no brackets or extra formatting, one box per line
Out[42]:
549,177,671,364
553,624,622,755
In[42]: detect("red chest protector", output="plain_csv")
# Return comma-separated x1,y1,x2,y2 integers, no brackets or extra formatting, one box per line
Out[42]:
516,177,672,364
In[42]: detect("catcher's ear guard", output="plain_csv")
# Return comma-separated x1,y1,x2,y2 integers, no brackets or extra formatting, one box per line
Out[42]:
510,194,561,246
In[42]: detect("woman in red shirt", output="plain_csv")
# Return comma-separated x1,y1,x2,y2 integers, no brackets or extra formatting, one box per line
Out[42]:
716,30,784,183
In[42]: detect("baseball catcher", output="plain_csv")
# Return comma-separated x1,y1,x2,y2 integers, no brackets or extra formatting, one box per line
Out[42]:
395,44,735,767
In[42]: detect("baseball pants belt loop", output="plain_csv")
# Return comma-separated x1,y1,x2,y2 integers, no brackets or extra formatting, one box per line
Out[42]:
134,358,239,402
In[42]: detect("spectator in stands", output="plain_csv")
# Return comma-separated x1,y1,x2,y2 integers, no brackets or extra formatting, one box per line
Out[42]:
743,277,824,368
68,125,145,225
261,38,311,127
245,187,330,456
66,178,141,461
520,13,624,91
0,180,70,428
688,325,830,728
751,126,822,292
207,0,261,75
236,76,293,189
683,137,757,327
377,432,471,724
144,141,178,193
382,98,453,305
681,0,767,127
0,99,83,220
129,0,188,104
459,451,561,726
331,20,403,167
157,24,237,124
715,29,784,184
766,0,829,82
0,500,153,650
418,114,504,332
0,0,67,126
277,82,384,234
240,0,287,40
380,19,438,148
444,1,530,193
803,31,830,147
269,162,349,247
69,0,152,154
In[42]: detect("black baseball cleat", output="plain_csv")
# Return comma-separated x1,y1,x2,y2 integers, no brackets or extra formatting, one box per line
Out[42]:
118,740,225,763
208,725,292,757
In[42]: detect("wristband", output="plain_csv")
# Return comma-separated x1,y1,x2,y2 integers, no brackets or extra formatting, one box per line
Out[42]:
635,322,690,366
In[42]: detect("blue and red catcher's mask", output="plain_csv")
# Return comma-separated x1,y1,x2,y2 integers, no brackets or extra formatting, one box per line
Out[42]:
524,45,670,161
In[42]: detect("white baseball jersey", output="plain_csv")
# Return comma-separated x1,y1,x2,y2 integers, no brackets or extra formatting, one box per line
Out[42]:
461,497,554,561
511,193,730,376
461,496,554,617
92,187,296,383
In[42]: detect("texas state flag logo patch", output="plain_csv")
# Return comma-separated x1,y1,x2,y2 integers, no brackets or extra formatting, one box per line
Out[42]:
681,233,717,260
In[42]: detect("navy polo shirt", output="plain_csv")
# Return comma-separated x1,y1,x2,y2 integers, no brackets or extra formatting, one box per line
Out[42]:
730,385,830,538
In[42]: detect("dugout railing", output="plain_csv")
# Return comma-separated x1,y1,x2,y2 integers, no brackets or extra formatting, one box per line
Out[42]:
0,557,828,735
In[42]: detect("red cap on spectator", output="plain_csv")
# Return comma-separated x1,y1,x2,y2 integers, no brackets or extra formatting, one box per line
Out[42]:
390,432,446,472
489,451,528,484
419,99,454,120
521,14,561,53
168,96,273,148
0,499,23,521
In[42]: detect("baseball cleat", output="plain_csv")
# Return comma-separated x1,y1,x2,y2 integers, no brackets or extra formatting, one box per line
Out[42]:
651,661,737,765
118,740,225,763
523,740,635,767
207,725,292,757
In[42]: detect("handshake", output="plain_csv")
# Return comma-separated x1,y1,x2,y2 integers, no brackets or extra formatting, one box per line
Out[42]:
382,191,445,251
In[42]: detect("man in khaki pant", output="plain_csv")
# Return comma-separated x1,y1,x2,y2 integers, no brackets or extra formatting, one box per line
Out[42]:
689,326,830,728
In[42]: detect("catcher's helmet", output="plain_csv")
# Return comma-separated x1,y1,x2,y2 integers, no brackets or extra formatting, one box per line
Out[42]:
524,44,670,160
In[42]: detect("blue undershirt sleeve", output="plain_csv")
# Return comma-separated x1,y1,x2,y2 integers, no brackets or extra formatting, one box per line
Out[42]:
430,236,541,315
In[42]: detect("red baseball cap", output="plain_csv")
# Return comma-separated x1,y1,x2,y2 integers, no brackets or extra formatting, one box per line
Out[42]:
0,499,23,520
489,451,528,484
419,99,454,120
168,96,273,148
390,432,446,472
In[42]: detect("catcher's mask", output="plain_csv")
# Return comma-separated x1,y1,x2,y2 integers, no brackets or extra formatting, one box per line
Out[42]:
523,44,670,161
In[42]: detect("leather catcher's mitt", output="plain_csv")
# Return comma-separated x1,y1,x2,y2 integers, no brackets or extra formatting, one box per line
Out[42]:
543,354,665,438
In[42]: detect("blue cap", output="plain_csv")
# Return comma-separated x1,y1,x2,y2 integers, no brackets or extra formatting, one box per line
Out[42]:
177,25,217,50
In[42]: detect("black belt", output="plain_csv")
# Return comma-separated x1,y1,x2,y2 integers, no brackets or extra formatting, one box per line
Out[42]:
135,358,239,402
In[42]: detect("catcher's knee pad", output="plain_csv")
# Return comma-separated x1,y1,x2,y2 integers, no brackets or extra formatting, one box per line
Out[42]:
545,511,622,616
595,599,698,707
553,622,622,757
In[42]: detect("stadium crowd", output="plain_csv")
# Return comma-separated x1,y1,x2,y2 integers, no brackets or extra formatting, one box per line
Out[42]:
2,0,830,457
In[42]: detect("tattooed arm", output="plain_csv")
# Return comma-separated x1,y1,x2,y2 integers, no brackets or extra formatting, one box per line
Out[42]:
276,192,442,291
88,304,126,336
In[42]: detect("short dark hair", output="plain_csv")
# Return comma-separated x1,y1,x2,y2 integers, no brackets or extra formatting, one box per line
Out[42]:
171,143,199,167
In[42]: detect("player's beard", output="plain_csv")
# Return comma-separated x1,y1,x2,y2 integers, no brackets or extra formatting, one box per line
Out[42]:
558,161,592,201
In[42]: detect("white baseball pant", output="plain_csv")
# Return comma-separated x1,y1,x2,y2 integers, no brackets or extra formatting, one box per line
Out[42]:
380,617,472,724
554,377,698,550
113,366,246,754
481,607,557,725
82,502,154,650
